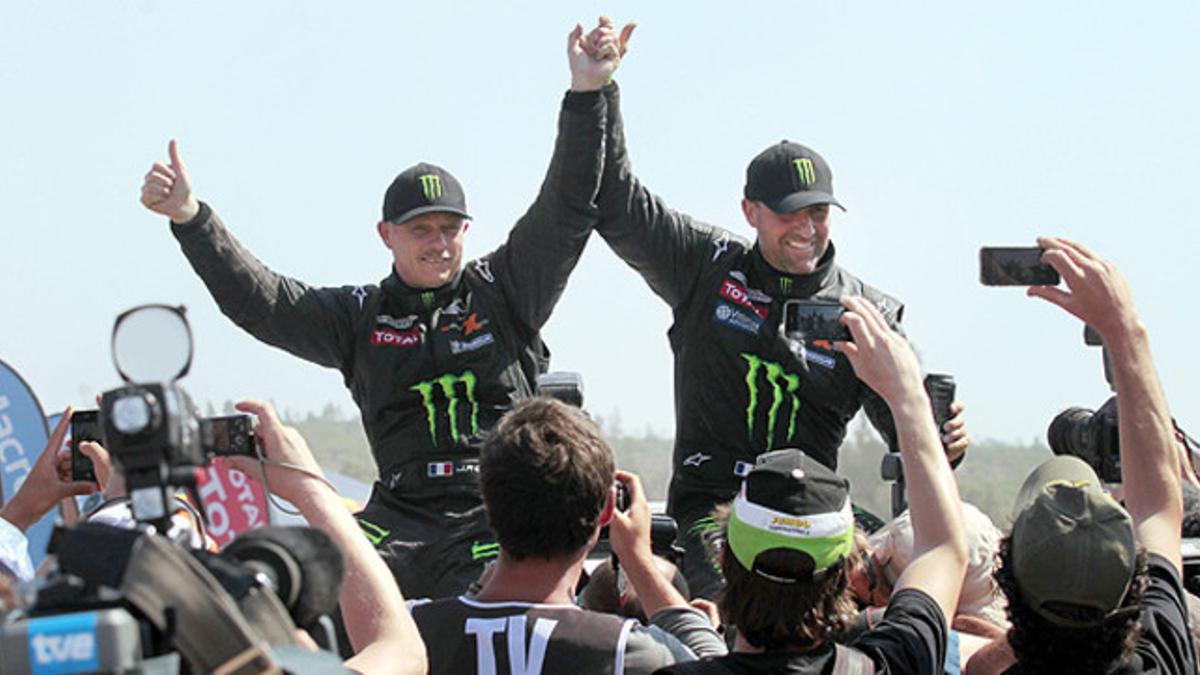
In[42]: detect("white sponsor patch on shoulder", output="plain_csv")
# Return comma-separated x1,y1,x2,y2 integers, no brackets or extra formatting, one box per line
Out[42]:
450,333,495,354
804,350,837,369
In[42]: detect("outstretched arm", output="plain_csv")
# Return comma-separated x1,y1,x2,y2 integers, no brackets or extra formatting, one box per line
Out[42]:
593,22,730,310
486,19,619,334
227,401,426,674
837,297,968,625
140,141,354,371
1029,236,1182,570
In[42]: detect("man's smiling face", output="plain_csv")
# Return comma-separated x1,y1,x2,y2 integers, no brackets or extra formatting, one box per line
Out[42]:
378,212,470,289
743,200,832,275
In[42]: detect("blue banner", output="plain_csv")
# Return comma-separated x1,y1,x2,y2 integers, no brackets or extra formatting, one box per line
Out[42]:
0,358,55,566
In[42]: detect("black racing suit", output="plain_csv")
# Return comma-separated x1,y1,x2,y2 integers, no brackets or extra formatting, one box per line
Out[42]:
593,83,902,598
170,89,607,598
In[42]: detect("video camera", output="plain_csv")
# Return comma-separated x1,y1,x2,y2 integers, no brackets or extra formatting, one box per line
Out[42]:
0,305,347,674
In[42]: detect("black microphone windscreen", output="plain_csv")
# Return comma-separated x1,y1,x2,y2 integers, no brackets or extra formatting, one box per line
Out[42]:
224,526,345,627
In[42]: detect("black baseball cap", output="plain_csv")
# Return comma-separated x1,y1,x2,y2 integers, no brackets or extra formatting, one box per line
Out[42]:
744,141,844,214
382,162,472,225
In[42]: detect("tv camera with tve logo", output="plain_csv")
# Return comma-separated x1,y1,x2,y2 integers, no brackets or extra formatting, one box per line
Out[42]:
0,305,349,674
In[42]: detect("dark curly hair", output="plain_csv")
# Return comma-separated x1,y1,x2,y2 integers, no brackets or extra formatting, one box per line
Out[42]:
713,505,858,650
995,534,1148,674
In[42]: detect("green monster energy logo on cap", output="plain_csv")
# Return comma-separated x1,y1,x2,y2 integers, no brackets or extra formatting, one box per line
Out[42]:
411,370,479,445
779,278,793,295
471,541,500,561
793,158,816,186
741,354,801,448
419,174,443,201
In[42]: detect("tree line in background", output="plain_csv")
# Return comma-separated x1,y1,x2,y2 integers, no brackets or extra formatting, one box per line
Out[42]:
222,401,1056,529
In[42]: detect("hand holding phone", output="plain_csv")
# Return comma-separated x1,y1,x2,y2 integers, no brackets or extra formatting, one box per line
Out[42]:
69,410,101,483
782,300,852,342
979,247,1061,286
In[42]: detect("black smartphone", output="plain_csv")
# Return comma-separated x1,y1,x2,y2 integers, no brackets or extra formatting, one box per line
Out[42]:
70,410,101,483
782,300,851,342
202,414,258,457
979,247,1061,286
614,480,631,513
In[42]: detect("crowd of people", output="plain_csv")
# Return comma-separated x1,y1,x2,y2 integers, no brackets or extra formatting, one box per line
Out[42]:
0,14,1196,675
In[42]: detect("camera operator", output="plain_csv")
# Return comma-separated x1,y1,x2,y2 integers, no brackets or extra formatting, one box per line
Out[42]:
964,237,1195,674
660,295,969,674
410,398,726,674
0,408,98,582
224,400,427,674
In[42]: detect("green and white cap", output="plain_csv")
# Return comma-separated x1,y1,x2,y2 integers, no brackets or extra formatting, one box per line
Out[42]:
727,449,855,582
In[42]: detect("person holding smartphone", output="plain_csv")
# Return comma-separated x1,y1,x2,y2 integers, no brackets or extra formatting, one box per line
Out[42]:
583,18,970,599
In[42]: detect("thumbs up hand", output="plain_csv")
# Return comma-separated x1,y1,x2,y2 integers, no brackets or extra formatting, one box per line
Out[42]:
140,139,200,223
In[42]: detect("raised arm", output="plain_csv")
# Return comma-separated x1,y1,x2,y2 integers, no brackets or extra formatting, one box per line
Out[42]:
484,21,619,334
1029,236,1182,570
139,141,355,371
228,401,426,674
837,296,968,625
594,26,733,310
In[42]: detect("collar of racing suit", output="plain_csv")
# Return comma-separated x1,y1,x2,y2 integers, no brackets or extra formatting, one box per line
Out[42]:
380,266,466,314
748,240,839,299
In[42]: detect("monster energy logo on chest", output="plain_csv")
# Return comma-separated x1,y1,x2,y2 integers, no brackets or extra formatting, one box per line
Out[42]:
793,158,816,186
411,371,479,445
741,354,801,448
419,174,443,200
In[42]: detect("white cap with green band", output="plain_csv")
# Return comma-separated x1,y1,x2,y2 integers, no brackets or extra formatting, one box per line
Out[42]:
728,490,855,576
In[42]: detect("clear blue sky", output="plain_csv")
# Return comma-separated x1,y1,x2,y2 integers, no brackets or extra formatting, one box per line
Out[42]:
2,1,1197,446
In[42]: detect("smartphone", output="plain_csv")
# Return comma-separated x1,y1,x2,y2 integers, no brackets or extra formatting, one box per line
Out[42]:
979,247,1060,286
70,410,101,483
614,480,631,513
782,300,851,342
202,414,258,457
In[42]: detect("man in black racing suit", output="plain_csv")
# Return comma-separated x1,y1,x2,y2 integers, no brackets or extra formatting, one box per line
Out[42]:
137,25,625,599
587,38,969,598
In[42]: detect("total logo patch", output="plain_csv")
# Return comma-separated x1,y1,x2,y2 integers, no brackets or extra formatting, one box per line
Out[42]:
720,280,769,319
371,327,420,347
713,302,762,336
728,272,773,303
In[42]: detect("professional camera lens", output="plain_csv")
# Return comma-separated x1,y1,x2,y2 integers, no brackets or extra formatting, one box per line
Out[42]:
1047,407,1098,462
